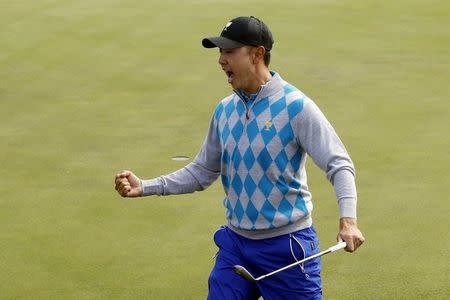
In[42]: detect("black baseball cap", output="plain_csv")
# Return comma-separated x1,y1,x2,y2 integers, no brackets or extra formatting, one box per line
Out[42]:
202,16,274,51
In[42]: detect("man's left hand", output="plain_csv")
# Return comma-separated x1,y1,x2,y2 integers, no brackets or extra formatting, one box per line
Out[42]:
337,217,365,253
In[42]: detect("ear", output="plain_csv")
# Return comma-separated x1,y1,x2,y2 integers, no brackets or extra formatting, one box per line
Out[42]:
252,46,266,64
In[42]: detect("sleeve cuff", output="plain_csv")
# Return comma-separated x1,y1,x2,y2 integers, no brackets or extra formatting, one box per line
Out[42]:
338,197,357,219
141,178,164,196
333,169,357,218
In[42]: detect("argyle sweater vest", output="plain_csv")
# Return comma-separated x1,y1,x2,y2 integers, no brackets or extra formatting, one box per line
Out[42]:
213,80,312,233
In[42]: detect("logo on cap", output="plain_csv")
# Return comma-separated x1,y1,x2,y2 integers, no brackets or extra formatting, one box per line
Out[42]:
223,21,232,31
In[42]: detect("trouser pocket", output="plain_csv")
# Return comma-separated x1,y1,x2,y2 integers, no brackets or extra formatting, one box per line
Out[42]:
288,227,320,280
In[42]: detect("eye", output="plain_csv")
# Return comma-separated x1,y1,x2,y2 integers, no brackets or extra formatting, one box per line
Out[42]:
221,49,233,54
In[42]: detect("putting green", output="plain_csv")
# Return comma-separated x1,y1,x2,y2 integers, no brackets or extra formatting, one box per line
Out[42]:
1,1,449,299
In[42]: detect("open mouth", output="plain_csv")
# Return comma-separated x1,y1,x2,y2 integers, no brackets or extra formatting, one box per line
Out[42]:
226,71,234,83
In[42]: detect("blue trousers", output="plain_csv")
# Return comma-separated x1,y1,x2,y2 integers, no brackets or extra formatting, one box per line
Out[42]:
207,225,322,300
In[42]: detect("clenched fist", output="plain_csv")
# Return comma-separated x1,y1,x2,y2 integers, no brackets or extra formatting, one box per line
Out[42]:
114,170,143,197
337,217,365,253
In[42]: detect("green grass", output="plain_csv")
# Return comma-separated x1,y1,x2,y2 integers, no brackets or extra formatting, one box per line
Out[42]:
1,0,449,299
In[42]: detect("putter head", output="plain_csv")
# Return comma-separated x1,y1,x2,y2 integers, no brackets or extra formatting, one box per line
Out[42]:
233,265,257,282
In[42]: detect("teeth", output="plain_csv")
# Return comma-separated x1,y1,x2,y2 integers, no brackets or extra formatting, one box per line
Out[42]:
226,71,233,83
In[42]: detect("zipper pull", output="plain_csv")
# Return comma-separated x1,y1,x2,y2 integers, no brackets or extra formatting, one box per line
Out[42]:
246,112,249,120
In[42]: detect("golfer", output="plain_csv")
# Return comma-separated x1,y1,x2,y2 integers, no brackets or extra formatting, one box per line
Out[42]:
115,16,364,299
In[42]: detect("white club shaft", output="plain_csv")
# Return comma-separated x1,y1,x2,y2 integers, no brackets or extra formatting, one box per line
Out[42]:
256,242,346,281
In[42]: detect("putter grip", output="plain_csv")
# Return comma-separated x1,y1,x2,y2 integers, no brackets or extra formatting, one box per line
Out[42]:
330,241,347,252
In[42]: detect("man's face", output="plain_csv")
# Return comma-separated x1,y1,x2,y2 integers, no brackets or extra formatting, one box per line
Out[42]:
218,46,257,93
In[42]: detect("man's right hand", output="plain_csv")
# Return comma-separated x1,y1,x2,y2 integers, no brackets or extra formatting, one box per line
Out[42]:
114,170,143,197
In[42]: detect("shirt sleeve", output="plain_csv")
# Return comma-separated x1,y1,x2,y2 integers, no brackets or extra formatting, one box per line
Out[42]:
332,169,357,218
295,97,357,218
141,112,222,196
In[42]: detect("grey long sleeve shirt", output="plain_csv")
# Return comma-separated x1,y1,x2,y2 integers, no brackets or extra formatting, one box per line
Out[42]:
142,72,357,239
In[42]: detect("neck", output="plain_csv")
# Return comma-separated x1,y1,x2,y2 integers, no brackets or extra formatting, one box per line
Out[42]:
243,67,272,94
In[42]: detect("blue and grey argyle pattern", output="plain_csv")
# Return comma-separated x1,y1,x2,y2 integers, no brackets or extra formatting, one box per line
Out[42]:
213,84,310,230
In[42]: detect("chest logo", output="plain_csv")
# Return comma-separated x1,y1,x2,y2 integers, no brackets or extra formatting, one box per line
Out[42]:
264,120,273,131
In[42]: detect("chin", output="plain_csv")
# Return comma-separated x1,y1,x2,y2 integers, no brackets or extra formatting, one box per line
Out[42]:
231,81,242,90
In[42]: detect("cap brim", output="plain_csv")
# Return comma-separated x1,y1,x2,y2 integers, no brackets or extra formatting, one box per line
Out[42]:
202,37,245,49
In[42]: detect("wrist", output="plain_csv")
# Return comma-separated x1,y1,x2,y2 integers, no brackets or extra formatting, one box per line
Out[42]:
340,217,357,229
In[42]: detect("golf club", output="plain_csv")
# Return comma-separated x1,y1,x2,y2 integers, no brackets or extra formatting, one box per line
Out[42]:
234,241,347,282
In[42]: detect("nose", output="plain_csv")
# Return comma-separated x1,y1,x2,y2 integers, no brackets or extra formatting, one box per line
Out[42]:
218,52,226,66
